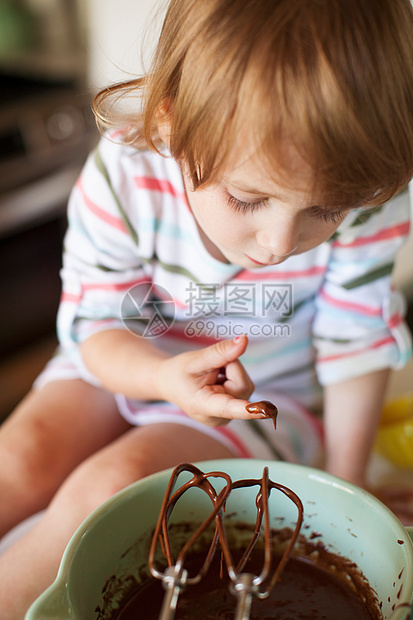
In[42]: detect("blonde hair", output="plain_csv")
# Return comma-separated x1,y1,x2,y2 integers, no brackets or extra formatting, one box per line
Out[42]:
94,0,413,207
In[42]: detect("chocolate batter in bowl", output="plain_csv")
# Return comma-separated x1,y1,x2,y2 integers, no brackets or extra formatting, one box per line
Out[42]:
25,460,413,620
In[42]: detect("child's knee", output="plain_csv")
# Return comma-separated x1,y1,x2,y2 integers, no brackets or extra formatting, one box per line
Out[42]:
49,450,148,518
0,398,68,497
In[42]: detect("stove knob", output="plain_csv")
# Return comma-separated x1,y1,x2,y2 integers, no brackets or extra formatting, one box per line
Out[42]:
46,106,85,141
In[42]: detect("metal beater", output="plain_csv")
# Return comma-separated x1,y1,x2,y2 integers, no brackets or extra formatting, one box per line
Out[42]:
148,462,304,620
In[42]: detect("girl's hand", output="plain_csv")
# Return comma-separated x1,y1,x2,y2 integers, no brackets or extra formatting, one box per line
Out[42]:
155,334,259,426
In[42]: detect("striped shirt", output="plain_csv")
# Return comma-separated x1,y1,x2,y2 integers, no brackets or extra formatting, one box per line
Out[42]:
56,135,411,425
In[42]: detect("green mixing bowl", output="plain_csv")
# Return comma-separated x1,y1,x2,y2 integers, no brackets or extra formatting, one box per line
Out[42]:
26,460,413,620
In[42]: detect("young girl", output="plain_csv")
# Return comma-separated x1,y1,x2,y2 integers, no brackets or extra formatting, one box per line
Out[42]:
1,0,413,616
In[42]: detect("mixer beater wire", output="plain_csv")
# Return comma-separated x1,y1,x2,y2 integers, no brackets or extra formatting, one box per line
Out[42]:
148,463,233,620
148,463,304,620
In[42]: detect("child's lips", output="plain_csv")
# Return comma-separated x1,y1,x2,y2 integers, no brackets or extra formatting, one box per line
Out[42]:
246,254,277,266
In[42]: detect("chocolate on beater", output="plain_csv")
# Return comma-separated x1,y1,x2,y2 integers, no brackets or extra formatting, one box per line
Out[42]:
148,463,303,620
246,400,278,429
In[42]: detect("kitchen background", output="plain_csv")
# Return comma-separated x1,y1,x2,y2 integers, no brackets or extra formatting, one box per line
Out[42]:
0,0,412,423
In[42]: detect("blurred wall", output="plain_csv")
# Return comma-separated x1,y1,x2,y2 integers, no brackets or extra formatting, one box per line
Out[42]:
85,0,165,90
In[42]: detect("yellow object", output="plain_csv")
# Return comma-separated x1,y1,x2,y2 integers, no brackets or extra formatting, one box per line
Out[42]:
376,393,413,467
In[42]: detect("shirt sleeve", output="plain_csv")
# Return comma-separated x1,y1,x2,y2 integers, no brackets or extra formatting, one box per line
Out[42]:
57,138,151,379
312,187,412,385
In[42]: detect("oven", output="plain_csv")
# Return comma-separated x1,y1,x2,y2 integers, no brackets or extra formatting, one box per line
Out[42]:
0,72,97,414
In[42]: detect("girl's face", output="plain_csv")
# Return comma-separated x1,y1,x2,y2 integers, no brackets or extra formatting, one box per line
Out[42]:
183,147,353,268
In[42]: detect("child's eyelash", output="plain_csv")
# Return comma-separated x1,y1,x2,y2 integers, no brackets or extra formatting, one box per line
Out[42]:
225,192,268,213
311,207,347,224
225,191,346,223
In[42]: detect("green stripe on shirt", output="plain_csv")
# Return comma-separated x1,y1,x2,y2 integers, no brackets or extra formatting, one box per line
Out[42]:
94,148,140,246
342,262,394,290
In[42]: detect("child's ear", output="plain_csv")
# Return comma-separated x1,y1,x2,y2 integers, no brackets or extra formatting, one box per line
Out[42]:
156,99,172,147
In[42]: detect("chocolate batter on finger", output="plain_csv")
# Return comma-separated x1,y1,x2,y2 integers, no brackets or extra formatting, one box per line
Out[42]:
246,400,278,430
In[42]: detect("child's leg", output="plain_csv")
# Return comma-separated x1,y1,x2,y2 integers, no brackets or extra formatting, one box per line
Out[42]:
0,422,235,619
0,379,131,537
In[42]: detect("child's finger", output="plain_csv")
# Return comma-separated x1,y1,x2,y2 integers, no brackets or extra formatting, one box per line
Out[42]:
197,389,267,426
189,335,248,375
222,359,255,400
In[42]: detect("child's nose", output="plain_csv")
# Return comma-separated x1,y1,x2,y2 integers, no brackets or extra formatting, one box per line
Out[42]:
256,220,299,258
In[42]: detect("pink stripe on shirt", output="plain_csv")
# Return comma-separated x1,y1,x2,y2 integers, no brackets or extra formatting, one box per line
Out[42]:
166,325,220,346
387,314,403,329
236,265,326,281
76,178,128,234
214,426,254,458
317,336,394,363
61,291,82,303
332,221,410,248
134,176,188,205
83,279,148,292
319,289,381,316
62,277,151,299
